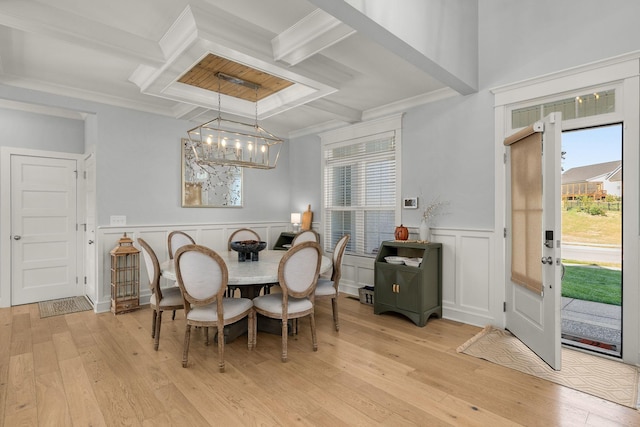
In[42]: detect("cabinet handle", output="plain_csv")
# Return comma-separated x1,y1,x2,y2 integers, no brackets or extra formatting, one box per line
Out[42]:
392,284,400,293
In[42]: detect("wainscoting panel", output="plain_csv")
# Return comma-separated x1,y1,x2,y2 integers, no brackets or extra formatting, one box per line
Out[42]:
433,228,499,327
337,228,500,328
95,222,293,313
95,223,501,328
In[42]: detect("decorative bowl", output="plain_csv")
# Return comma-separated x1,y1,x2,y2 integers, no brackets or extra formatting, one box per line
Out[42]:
404,258,422,268
230,240,267,261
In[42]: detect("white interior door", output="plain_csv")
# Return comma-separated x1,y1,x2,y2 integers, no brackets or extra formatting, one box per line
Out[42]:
505,113,562,370
11,154,79,305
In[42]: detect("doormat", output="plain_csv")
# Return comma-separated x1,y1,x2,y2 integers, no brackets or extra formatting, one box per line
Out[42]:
457,325,640,409
39,296,93,318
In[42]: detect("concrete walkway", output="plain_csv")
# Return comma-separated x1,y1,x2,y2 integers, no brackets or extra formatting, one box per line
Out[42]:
561,297,621,356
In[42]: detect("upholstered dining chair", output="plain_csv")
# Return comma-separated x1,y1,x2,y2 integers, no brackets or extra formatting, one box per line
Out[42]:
315,234,350,331
227,228,263,296
227,228,261,249
167,231,195,319
168,231,195,259
174,244,255,371
252,241,322,362
138,238,184,351
291,229,320,246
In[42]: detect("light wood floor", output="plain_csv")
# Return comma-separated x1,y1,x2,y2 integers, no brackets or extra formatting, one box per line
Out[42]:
2,294,639,426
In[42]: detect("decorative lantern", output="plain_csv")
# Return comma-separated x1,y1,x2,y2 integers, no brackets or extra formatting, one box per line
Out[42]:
110,233,140,314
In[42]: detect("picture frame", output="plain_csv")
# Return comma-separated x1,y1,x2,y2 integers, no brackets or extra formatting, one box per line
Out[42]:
181,138,243,207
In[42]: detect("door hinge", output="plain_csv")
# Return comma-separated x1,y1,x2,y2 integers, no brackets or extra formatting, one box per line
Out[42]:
84,276,87,284
75,276,78,284
503,228,507,238
74,170,78,179
83,170,87,179
503,301,506,312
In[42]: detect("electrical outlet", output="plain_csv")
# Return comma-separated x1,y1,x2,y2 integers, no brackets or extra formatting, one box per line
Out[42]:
110,215,127,226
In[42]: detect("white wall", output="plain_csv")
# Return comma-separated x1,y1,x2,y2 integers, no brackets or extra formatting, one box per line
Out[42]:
3,1,640,333
0,85,293,227
480,0,640,88
0,107,84,153
288,133,322,217
288,1,640,330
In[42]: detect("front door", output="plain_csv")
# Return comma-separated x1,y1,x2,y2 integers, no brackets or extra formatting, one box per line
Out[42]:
11,154,79,305
504,113,562,369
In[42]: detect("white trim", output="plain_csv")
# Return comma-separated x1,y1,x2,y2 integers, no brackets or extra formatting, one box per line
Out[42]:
318,113,403,143
491,51,640,104
319,114,404,256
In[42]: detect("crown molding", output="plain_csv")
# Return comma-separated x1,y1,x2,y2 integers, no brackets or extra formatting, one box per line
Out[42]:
0,75,176,118
0,98,85,120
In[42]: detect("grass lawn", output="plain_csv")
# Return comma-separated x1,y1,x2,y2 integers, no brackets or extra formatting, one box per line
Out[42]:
562,208,621,245
562,264,621,306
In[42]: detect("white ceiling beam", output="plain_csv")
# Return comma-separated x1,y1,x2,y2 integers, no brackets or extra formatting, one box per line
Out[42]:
306,98,362,123
130,4,351,121
271,9,356,66
308,0,478,95
0,1,164,65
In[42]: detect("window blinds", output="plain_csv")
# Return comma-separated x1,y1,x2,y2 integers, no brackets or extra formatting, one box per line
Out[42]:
323,131,396,256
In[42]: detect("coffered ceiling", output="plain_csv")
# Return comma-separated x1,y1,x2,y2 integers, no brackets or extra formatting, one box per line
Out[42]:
0,0,477,137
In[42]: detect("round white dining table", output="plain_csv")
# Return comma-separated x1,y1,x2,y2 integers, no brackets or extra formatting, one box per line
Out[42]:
160,249,331,291
160,249,332,342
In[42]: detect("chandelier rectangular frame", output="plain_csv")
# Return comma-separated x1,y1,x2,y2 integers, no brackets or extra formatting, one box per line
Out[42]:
186,72,283,170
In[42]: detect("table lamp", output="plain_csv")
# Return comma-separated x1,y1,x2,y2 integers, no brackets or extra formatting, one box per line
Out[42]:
290,212,301,232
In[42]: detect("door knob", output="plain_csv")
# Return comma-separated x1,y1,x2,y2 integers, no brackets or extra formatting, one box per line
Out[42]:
88,240,94,245
541,256,553,265
13,235,21,240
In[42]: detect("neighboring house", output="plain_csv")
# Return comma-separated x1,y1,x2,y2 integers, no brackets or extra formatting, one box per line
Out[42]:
561,160,622,200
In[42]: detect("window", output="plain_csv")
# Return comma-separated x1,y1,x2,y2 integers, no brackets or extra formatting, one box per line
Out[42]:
321,115,401,257
511,89,615,129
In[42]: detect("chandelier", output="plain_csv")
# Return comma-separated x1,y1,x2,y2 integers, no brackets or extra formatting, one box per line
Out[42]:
186,72,283,170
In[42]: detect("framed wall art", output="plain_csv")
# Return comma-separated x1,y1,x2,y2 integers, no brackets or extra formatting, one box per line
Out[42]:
181,138,242,207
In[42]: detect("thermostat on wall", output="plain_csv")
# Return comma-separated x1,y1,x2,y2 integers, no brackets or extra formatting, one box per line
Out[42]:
403,197,418,209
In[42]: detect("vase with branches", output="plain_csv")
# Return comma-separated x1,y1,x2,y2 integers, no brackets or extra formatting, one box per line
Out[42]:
420,198,447,241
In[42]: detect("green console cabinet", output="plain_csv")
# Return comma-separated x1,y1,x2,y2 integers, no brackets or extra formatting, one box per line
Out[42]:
374,241,442,326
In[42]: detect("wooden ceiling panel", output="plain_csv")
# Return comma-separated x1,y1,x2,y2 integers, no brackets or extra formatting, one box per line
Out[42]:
178,54,294,101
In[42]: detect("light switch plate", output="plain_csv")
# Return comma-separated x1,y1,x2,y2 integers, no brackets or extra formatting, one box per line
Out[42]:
110,215,127,226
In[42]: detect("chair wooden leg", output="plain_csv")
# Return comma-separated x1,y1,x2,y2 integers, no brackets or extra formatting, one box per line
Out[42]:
331,297,339,331
204,327,209,346
310,312,318,352
154,310,163,351
217,324,225,372
151,309,157,338
182,324,192,368
172,310,176,320
281,318,288,362
248,310,256,350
